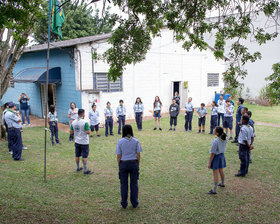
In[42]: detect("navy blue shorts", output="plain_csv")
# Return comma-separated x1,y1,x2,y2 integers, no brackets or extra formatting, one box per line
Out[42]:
90,124,99,132
223,116,233,129
210,153,226,170
198,117,206,126
153,110,161,118
75,143,89,158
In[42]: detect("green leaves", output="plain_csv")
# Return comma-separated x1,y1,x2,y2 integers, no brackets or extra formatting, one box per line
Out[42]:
33,1,113,44
104,18,151,80
265,63,280,105
101,0,279,87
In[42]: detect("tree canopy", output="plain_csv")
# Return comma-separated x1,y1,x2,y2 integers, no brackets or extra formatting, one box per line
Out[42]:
89,0,280,90
0,0,42,100
33,0,112,44
266,63,280,105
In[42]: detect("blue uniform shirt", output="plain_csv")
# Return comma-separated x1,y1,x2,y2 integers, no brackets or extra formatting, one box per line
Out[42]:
88,110,99,126
209,137,227,155
224,105,234,117
68,108,79,120
236,104,244,122
197,107,207,118
211,106,218,116
249,119,255,133
115,136,143,161
238,124,254,145
19,97,29,110
48,112,58,121
4,110,22,128
185,102,194,112
104,107,113,117
116,105,126,117
133,103,144,113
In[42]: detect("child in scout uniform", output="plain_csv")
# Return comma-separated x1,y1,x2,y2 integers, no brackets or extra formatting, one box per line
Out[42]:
68,102,78,142
232,98,244,143
223,99,234,140
197,103,207,133
235,115,254,177
2,102,11,150
207,127,227,194
48,105,61,146
245,111,255,163
4,102,24,161
153,96,162,131
88,104,100,137
209,101,218,135
116,100,126,135
115,124,143,209
133,97,144,131
228,95,235,107
70,109,93,175
173,91,180,106
217,94,225,126
104,101,114,137
185,97,194,132
169,99,179,131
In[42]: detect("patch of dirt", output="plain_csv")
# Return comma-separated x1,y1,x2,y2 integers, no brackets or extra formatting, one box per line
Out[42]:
26,115,70,132
1,160,10,163
255,121,280,128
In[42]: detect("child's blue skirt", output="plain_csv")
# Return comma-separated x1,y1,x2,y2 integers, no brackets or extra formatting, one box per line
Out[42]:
211,153,226,170
153,110,161,118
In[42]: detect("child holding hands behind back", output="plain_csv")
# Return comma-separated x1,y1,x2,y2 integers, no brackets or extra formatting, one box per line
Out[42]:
207,126,227,194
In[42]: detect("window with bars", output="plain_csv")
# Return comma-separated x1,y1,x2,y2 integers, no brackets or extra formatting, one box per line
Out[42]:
207,73,219,87
93,73,123,92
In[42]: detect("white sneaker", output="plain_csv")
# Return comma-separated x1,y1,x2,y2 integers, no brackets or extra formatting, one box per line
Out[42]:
22,146,28,150
9,151,13,155
28,124,32,127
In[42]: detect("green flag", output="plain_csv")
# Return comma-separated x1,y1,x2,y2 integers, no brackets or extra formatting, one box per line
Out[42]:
51,0,65,40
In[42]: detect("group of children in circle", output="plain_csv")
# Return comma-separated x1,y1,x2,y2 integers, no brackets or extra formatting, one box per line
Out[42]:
48,92,255,146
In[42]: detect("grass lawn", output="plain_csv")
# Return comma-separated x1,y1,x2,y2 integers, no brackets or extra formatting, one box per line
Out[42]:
242,103,280,125
1,106,280,223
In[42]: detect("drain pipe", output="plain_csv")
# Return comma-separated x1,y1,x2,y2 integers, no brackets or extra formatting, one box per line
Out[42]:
75,48,82,91
91,46,97,89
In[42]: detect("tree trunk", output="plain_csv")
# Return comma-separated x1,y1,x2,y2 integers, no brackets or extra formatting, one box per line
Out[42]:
0,27,31,140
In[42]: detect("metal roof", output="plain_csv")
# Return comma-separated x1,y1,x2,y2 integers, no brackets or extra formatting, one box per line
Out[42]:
14,67,61,84
24,33,112,53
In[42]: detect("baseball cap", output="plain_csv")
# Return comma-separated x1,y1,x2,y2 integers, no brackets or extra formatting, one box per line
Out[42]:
8,102,16,108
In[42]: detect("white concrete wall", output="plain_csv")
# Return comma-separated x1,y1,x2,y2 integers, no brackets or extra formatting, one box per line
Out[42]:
78,28,226,124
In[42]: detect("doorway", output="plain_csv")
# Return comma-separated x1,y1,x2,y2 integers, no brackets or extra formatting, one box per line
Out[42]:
41,84,57,117
173,82,180,96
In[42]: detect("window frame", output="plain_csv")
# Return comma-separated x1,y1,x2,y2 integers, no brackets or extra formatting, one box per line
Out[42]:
207,73,219,87
93,72,123,92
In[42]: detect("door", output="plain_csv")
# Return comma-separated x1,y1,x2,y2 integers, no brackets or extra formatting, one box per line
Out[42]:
171,81,181,107
41,84,57,118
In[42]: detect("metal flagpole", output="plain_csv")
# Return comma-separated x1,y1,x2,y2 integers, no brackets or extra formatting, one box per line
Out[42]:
44,0,52,182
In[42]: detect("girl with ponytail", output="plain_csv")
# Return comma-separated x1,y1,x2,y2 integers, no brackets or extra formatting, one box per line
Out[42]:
207,126,227,195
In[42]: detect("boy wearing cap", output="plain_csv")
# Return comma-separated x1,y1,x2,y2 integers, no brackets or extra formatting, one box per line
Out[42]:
4,102,24,161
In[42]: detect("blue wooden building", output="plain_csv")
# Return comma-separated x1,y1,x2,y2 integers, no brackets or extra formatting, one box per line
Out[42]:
1,34,110,123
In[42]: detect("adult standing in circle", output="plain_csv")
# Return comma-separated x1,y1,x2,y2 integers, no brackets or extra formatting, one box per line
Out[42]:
18,93,31,126
68,102,78,142
4,102,24,161
116,124,143,209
